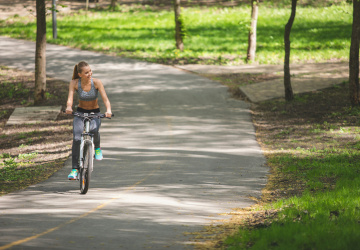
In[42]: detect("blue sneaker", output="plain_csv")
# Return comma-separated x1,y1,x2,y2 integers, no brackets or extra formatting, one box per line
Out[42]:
68,169,79,180
95,148,103,160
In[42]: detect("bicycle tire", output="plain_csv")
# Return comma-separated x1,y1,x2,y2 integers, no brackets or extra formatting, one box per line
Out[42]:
80,142,93,194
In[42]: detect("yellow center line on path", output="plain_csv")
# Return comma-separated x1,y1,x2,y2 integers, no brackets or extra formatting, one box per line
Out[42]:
0,167,160,250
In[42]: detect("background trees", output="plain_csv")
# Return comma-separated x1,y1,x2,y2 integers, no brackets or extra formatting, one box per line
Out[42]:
174,0,185,51
110,0,118,10
27,0,357,105
247,0,259,62
349,0,360,106
283,0,297,102
34,0,47,104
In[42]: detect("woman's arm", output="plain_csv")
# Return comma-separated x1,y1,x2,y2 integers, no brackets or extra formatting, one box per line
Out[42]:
94,79,112,117
65,80,77,114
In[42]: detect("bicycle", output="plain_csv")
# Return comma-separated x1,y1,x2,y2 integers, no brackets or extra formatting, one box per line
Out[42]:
68,112,113,194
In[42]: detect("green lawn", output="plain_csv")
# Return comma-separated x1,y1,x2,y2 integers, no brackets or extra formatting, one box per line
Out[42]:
226,152,360,249
0,3,353,65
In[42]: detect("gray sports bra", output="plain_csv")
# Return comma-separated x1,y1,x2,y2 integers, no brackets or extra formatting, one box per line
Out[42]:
77,78,98,101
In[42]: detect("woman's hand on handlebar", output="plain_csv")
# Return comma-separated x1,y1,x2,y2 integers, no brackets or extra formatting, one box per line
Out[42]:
65,107,73,115
105,112,112,118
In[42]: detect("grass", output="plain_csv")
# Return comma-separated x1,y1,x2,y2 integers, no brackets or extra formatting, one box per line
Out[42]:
0,81,30,99
0,120,72,194
0,157,66,194
199,80,360,249
225,177,360,249
0,3,353,65
0,66,72,195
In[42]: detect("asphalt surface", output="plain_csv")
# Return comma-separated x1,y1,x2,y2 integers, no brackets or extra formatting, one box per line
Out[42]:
177,62,349,102
0,36,267,249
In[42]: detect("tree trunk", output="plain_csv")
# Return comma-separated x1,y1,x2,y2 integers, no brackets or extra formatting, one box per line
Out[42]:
349,0,360,106
34,0,46,104
283,0,297,102
52,0,57,39
110,0,117,10
246,0,259,62
174,0,184,51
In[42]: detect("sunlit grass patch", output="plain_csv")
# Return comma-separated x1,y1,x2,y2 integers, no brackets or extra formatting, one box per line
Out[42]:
225,147,360,249
0,159,66,194
0,4,353,65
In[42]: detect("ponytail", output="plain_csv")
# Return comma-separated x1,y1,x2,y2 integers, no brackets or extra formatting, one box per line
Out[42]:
72,61,89,80
72,65,79,80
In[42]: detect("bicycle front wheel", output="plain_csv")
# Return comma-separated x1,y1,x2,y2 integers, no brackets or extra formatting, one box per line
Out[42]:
80,142,93,194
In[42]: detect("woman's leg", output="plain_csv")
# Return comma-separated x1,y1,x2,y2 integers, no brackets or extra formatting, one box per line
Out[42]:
90,116,102,160
72,115,83,169
90,116,101,149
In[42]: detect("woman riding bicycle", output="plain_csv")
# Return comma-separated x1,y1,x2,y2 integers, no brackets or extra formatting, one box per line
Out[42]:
65,61,112,180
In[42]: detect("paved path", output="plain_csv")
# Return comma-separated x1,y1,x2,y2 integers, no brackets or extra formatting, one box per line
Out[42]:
5,106,62,125
177,62,349,102
0,36,267,249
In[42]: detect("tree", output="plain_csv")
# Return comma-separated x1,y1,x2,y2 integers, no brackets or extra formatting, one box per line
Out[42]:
51,0,57,39
283,0,297,102
34,0,47,104
247,0,259,62
110,0,117,10
174,0,184,51
349,0,360,106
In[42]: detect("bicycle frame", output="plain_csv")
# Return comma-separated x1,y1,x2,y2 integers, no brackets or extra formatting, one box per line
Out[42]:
79,114,95,173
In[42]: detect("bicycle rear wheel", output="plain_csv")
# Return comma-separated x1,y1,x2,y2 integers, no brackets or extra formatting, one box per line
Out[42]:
80,142,93,194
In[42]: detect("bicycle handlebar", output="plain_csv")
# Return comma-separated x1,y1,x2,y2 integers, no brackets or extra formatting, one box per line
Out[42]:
64,111,114,119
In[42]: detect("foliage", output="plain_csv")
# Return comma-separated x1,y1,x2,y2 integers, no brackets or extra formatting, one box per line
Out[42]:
0,4,352,65
177,14,187,40
0,81,30,99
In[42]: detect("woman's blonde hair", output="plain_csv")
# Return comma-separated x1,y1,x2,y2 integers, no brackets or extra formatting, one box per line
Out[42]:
72,61,89,80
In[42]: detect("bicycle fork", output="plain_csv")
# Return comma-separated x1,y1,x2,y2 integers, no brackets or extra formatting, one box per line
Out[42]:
78,120,95,176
